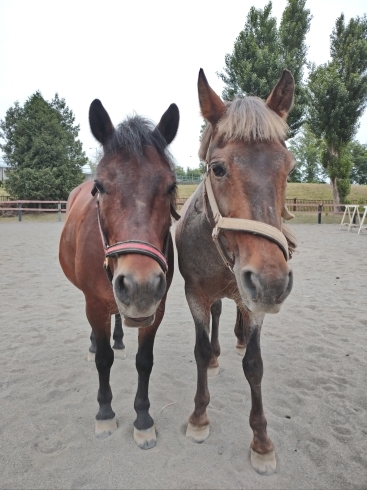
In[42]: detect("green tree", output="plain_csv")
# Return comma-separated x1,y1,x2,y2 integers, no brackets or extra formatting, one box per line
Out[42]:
186,167,202,178
0,92,86,200
174,165,186,178
287,125,326,183
88,147,103,175
348,141,367,185
218,0,312,137
308,14,367,206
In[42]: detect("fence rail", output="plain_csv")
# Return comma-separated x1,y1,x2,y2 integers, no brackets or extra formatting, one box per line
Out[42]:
1,197,366,225
285,198,366,212
0,200,67,221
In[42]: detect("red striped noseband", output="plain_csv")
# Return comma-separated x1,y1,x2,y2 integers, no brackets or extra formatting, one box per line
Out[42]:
92,188,169,282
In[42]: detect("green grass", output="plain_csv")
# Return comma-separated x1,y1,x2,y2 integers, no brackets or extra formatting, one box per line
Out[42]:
178,183,367,202
286,183,367,201
177,184,199,199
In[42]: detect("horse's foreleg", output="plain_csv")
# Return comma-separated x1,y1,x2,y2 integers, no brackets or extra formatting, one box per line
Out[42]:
234,306,247,356
133,297,166,450
87,329,97,362
208,299,222,376
112,313,126,359
243,322,276,475
186,289,212,443
86,303,117,439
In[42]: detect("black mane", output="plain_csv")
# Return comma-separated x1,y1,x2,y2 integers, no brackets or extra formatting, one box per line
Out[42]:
104,115,174,168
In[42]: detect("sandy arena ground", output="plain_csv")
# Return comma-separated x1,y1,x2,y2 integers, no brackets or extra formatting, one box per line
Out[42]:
0,221,366,489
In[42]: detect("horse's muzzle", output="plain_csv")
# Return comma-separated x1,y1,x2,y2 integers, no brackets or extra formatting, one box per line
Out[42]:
240,267,293,314
113,267,166,323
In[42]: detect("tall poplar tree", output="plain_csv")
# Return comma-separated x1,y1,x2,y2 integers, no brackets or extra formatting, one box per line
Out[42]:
218,0,312,138
308,14,367,206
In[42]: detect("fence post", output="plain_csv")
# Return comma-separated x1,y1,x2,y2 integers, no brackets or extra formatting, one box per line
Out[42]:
318,203,323,224
293,197,297,212
58,202,61,222
18,203,22,222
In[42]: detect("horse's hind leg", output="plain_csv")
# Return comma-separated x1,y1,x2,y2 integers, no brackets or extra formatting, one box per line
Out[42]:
208,299,221,377
86,301,117,439
185,288,212,443
243,317,276,475
112,314,126,359
235,306,247,356
133,295,167,449
88,314,125,362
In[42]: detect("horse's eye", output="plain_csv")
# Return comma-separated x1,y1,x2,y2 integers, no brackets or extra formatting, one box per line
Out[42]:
94,181,105,194
168,183,177,195
212,164,226,177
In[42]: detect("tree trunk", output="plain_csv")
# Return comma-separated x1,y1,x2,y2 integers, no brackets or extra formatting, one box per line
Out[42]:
331,177,341,213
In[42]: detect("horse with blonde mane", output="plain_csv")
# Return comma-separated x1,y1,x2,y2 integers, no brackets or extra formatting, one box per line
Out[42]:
176,69,296,475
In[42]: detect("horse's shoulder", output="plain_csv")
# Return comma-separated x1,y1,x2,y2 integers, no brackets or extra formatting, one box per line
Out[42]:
66,181,94,214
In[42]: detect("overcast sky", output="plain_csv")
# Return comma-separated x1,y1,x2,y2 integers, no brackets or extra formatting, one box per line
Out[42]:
0,0,366,169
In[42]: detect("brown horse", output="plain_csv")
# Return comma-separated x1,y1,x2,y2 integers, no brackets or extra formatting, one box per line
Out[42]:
59,99,179,449
176,69,296,474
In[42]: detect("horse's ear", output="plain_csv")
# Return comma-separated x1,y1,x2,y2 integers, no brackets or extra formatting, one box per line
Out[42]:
154,103,180,145
266,70,295,119
89,99,114,145
198,68,226,125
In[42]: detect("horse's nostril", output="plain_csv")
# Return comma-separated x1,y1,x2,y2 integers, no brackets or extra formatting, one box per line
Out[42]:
153,272,166,301
115,275,130,305
242,270,259,301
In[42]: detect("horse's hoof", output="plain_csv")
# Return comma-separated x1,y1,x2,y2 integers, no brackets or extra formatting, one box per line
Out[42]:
207,365,220,377
186,422,210,443
113,347,126,360
250,449,276,475
95,417,117,439
133,425,156,449
235,345,246,357
87,351,95,362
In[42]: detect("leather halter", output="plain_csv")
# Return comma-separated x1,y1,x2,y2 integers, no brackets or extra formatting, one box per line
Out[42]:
92,186,171,283
203,170,289,273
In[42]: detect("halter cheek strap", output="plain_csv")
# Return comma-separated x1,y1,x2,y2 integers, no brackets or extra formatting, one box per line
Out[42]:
94,194,169,283
203,172,289,273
